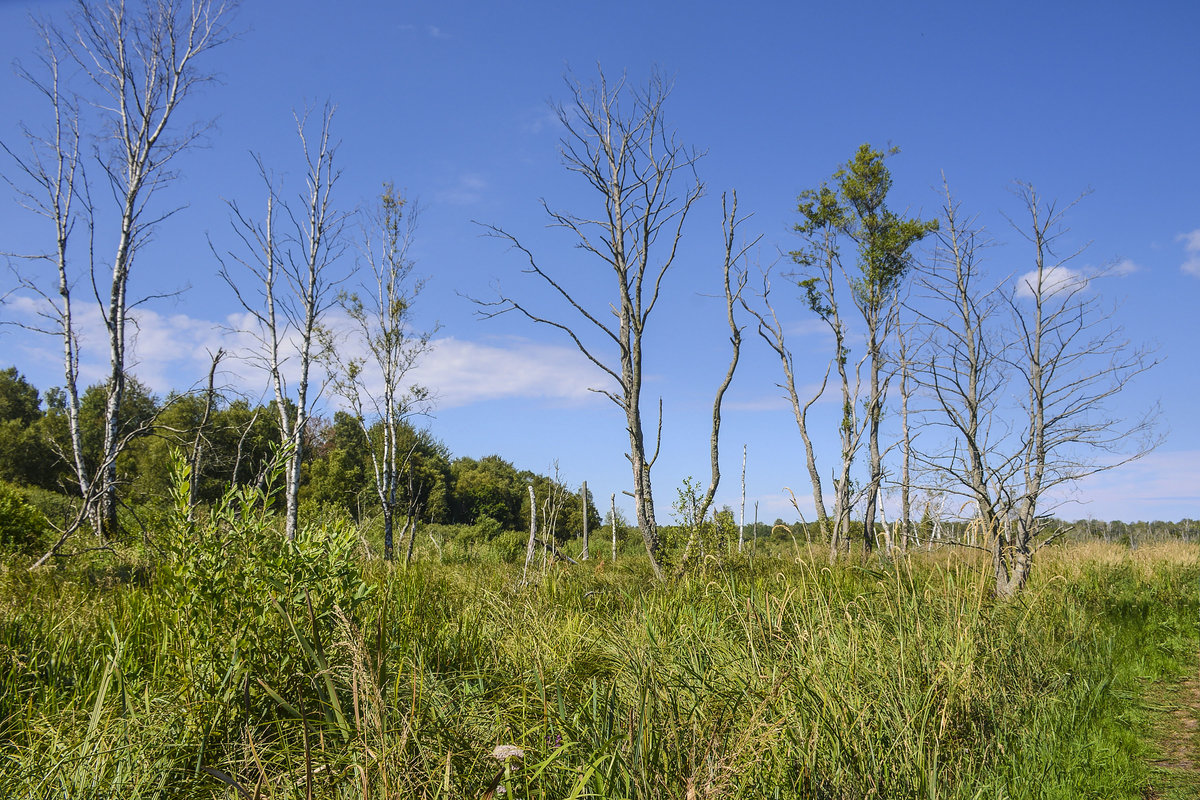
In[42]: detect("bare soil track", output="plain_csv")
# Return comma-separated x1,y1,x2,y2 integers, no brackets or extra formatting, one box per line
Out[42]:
1144,667,1200,799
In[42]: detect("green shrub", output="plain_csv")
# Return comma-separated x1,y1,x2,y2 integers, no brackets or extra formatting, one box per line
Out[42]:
0,480,52,555
160,451,372,731
15,484,81,532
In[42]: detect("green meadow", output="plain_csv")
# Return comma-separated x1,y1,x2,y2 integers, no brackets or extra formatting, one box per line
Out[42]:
2,512,1196,799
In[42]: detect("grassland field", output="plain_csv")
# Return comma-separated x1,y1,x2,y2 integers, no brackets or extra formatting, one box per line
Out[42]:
1,532,1197,799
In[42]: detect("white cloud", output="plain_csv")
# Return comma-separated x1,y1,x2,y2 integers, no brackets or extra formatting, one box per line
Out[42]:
1014,265,1087,299
3,292,618,412
1179,229,1200,277
409,335,608,409
1111,258,1140,276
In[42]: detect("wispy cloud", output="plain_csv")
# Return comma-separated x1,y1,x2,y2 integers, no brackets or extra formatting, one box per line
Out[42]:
395,23,449,40
784,317,834,338
410,335,606,409
435,172,487,205
1179,229,1200,277
522,106,562,135
728,381,835,412
1014,265,1087,299
1110,258,1140,276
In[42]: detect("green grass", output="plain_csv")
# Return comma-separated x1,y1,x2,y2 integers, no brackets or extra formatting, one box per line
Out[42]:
0,540,1196,798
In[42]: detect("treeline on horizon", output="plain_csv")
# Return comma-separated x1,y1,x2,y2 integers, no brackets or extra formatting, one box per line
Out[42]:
0,365,606,556
1,364,1193,562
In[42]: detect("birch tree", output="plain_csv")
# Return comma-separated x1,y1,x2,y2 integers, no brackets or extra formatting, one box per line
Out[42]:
217,105,348,540
1,21,92,532
332,184,435,561
2,0,234,539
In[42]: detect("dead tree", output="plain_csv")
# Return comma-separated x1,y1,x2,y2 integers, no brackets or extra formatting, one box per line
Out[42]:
895,315,914,551
610,493,617,561
522,483,537,584
912,179,1159,595
580,480,589,560
477,69,707,582
217,105,349,541
999,182,1159,595
1,21,91,530
909,178,1014,560
3,0,234,538
674,192,752,574
187,348,224,522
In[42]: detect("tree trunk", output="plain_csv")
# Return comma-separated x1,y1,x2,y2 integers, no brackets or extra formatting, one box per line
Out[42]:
739,444,746,553
522,484,538,583
611,493,617,561
383,505,394,562
580,480,589,560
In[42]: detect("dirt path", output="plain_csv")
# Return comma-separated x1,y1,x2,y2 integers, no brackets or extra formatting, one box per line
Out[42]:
1145,666,1200,799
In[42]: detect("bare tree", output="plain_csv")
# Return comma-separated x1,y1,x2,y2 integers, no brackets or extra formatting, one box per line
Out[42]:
3,0,234,538
2,20,92,530
477,69,706,581
186,347,224,522
331,183,436,560
521,483,537,583
673,191,752,574
579,480,589,560
894,309,915,552
610,492,617,561
217,105,348,541
999,182,1159,595
912,179,1159,595
908,178,1014,560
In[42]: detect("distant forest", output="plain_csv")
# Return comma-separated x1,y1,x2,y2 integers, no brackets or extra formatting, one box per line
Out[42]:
1,364,1192,563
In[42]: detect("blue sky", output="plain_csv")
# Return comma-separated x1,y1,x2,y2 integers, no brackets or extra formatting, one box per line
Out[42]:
1,0,1197,524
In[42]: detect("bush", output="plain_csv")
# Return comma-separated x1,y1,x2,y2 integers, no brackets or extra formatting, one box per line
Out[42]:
0,481,52,555
160,451,372,728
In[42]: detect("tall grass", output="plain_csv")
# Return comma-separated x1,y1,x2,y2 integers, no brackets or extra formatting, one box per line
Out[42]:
0,539,1196,798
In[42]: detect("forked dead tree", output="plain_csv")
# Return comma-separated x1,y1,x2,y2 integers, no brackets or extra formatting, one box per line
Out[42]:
999,182,1159,595
747,221,867,561
477,69,746,581
908,178,1014,561
3,0,234,540
217,105,349,541
912,179,1159,595
674,192,752,574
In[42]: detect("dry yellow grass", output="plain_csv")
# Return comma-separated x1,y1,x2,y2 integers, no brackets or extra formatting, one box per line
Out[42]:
1037,540,1200,581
